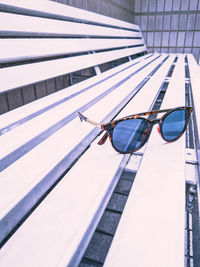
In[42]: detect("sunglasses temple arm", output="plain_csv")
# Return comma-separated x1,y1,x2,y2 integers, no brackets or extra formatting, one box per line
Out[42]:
78,112,109,145
78,112,101,128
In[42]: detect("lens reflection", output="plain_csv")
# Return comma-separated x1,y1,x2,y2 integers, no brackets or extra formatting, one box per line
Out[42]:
162,109,186,141
112,118,149,153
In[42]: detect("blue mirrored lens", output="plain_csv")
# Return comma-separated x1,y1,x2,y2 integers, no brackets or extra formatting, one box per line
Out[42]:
162,109,186,141
112,119,149,153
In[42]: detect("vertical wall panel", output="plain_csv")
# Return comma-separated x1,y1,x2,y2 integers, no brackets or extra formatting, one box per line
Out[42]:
165,0,173,11
196,14,200,30
133,0,200,62
148,16,155,31
163,15,171,30
188,14,196,30
169,32,178,47
141,0,148,12
149,0,156,12
55,76,64,91
181,0,190,11
157,0,164,12
46,79,56,95
134,16,141,25
184,47,192,53
22,85,36,104
177,32,185,47
141,16,148,31
0,94,9,115
134,1,141,12
147,32,154,46
162,31,169,47
173,0,181,11
192,48,200,62
168,47,176,53
7,89,23,111
51,0,134,23
176,47,184,53
185,31,194,47
143,32,147,43
179,14,187,30
171,14,179,30
155,15,163,31
189,0,198,10
161,47,168,53
35,81,47,99
154,32,162,47
193,31,200,47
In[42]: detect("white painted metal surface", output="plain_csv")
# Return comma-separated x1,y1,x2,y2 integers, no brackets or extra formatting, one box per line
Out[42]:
104,55,186,267
0,55,175,267
0,38,143,62
0,0,138,31
0,12,139,38
0,46,146,93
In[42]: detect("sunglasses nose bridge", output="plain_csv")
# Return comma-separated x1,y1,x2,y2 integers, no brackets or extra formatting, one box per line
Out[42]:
149,118,162,137
149,118,161,127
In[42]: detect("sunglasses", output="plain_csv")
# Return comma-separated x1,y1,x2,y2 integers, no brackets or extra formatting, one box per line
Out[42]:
78,106,193,154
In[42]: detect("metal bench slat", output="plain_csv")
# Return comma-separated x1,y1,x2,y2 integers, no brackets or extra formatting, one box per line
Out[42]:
0,12,141,38
0,0,138,31
0,38,144,63
104,55,186,267
0,46,146,94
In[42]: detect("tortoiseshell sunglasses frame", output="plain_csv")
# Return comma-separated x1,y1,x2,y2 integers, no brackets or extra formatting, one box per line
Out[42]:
78,106,193,154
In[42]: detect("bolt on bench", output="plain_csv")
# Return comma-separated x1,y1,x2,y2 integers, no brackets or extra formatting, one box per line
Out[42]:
0,1,200,266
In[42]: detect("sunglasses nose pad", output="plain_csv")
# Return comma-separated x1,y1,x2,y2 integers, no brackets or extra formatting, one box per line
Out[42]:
142,128,149,143
157,125,161,136
98,132,109,145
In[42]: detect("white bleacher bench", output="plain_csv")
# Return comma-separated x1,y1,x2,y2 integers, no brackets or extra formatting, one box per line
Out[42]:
0,1,200,266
